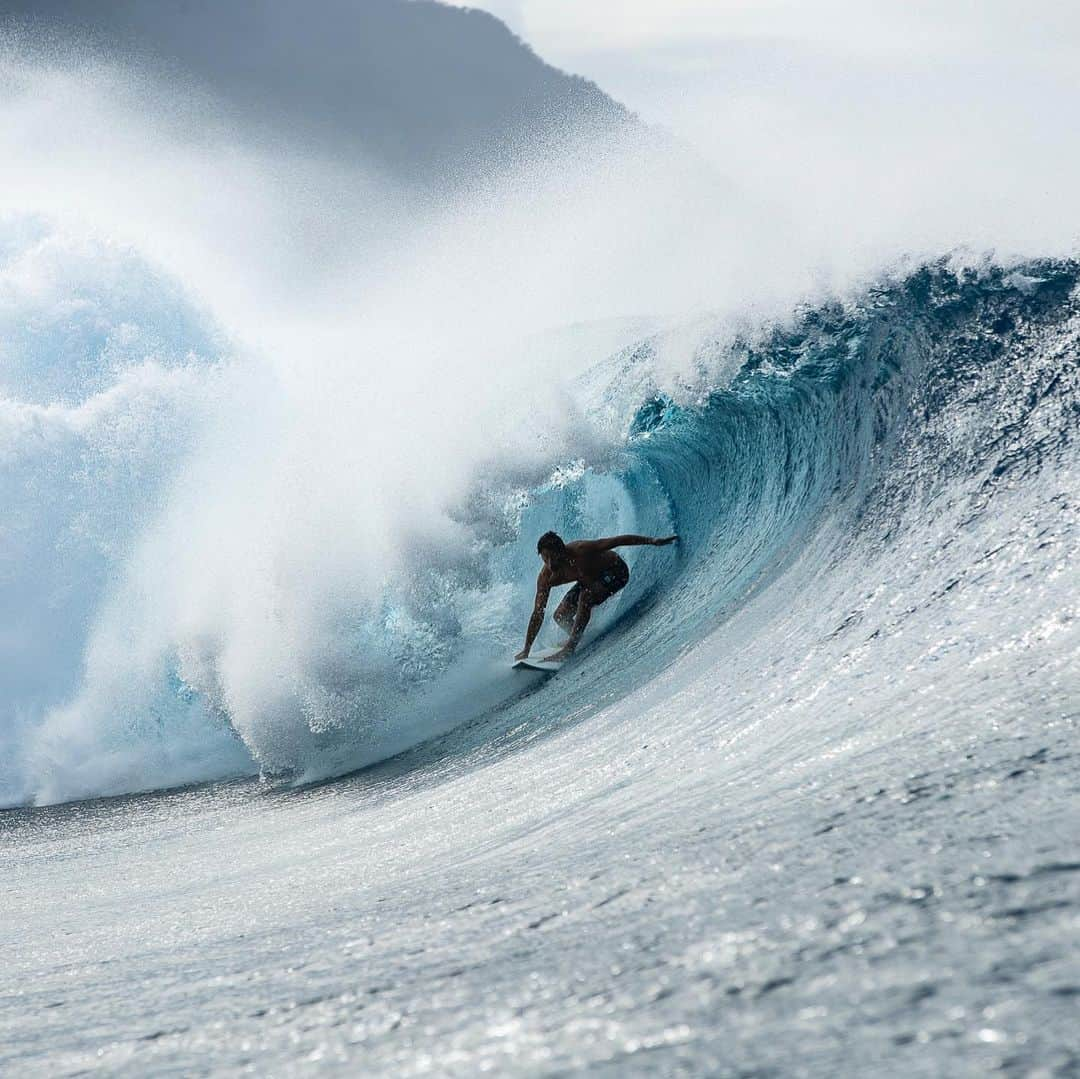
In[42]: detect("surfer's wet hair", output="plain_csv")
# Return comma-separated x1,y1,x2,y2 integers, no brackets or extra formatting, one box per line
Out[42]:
537,531,565,555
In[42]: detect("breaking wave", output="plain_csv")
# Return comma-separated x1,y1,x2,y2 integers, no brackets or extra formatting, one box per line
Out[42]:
3,226,1076,807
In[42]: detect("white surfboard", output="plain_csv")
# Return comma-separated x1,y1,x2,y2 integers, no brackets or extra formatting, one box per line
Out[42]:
512,652,564,673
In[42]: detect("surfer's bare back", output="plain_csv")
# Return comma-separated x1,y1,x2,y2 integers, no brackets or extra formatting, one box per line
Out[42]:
516,531,678,662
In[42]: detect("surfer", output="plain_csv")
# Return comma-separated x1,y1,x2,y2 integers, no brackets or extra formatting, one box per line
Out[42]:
516,531,678,662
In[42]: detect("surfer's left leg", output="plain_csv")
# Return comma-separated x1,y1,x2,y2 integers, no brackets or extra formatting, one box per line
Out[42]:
549,590,594,660
554,586,580,634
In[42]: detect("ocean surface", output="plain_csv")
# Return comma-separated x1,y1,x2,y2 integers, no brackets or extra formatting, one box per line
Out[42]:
3,251,1078,1074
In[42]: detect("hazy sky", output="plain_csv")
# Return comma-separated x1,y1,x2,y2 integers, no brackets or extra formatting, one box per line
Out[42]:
455,1,1080,141
454,0,1080,260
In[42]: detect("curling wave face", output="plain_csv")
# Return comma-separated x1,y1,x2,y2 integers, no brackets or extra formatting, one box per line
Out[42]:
2,226,1077,808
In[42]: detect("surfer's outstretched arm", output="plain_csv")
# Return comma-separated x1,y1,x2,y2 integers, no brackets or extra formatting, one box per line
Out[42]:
592,534,678,549
516,571,551,660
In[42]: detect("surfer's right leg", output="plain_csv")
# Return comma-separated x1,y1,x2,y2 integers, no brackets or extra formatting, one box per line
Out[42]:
554,586,580,634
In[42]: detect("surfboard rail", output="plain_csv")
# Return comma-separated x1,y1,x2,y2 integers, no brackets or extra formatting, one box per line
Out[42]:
512,653,563,673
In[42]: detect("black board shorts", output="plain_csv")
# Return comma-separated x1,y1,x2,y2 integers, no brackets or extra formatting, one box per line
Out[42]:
565,558,630,608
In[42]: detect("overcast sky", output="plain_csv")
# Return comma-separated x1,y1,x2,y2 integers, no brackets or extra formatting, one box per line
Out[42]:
454,1,1080,144
452,0,1080,260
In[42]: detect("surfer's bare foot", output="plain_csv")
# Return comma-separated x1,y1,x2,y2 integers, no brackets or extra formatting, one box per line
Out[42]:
548,647,573,662
514,648,530,661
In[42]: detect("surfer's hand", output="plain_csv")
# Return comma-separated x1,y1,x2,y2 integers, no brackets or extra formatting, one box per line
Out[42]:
515,648,530,661
653,535,678,545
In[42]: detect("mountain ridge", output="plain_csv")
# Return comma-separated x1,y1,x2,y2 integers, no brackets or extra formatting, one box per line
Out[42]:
1,0,639,186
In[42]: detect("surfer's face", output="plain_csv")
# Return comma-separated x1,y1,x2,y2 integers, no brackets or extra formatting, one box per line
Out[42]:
539,546,563,569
